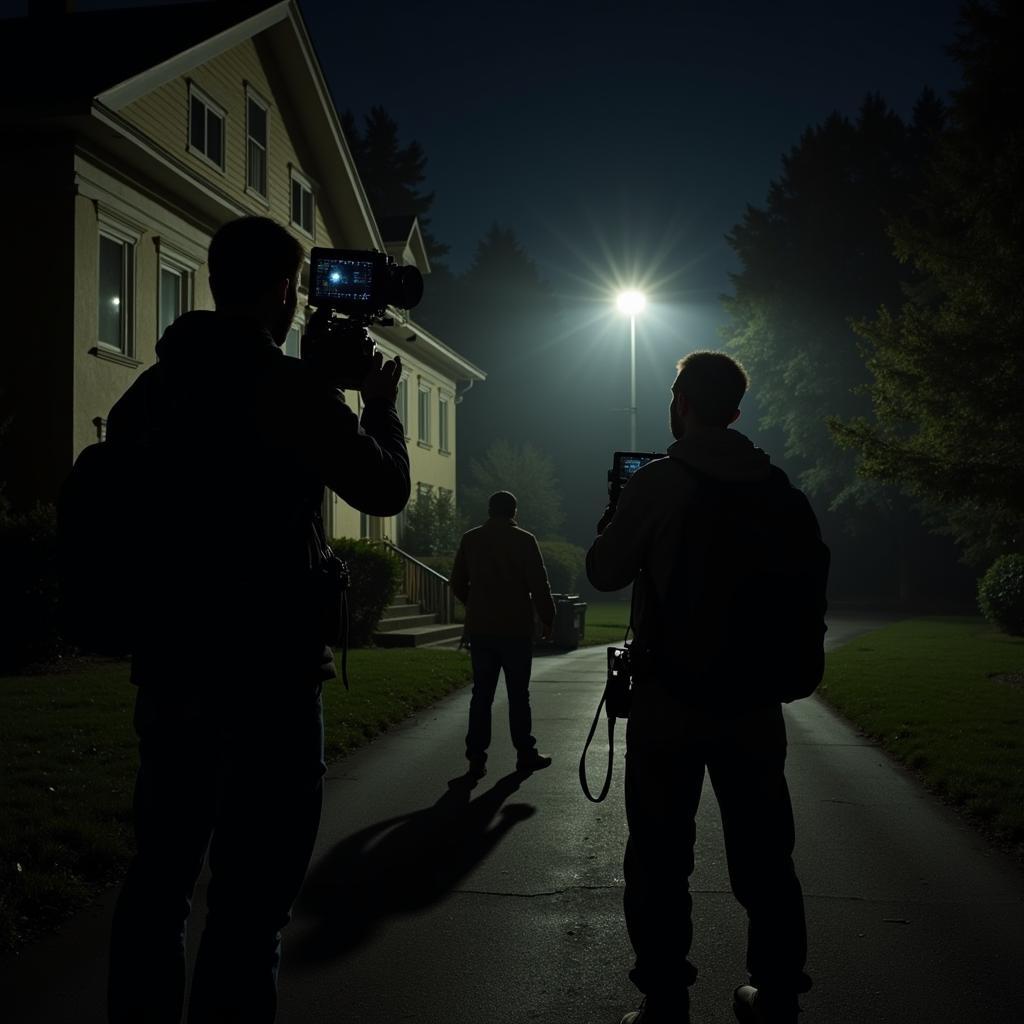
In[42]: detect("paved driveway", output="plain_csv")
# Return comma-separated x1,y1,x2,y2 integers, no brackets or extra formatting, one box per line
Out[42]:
2,615,1021,1023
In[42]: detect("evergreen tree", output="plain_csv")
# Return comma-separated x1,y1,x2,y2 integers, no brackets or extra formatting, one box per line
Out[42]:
341,106,449,263
831,1,1024,565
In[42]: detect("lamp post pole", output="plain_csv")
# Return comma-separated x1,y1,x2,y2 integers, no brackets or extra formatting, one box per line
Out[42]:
616,289,645,450
629,313,637,451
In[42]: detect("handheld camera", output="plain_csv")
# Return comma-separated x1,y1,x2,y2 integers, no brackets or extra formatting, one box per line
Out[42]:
607,450,661,509
302,248,424,389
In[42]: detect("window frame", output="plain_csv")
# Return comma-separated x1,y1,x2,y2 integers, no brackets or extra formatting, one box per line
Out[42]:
289,166,315,239
396,375,410,438
417,382,431,448
438,393,451,454
96,221,138,357
156,248,195,340
187,81,227,173
244,84,270,203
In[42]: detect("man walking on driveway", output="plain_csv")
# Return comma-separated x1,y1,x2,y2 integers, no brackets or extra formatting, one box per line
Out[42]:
451,490,556,779
587,351,827,1024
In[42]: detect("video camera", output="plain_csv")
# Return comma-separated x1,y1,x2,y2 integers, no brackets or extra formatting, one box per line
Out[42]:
607,450,660,509
302,248,424,389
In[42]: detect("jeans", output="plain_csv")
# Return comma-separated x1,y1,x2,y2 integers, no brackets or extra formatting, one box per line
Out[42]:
465,635,537,762
108,683,325,1024
623,679,811,1001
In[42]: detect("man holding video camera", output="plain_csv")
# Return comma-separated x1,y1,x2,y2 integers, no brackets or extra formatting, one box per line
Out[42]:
105,216,410,1024
587,351,827,1024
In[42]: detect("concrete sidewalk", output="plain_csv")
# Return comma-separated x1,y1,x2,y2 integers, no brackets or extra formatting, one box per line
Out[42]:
2,616,1022,1023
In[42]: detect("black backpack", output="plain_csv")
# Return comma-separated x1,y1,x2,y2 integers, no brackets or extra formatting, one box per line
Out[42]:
56,431,160,656
650,461,830,707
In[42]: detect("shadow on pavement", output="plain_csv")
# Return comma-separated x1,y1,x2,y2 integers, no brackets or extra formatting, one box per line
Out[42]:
290,771,534,963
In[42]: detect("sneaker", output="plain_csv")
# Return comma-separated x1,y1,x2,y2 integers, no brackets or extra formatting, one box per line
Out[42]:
619,995,683,1023
468,758,487,779
733,985,799,1024
515,751,553,773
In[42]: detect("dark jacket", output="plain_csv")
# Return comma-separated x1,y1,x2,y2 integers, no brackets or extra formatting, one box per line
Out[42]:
106,310,410,688
450,517,556,638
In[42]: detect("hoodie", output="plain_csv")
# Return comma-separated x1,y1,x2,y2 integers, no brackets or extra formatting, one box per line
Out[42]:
106,311,411,688
585,428,772,646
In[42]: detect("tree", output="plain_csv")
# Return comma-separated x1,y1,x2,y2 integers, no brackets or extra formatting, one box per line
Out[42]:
722,92,944,513
463,440,564,539
341,106,449,263
830,1,1024,566
401,489,464,557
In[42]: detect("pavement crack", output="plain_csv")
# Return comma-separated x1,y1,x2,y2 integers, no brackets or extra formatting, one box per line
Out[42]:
453,884,622,898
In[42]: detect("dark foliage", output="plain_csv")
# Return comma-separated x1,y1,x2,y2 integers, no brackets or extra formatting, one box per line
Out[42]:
831,1,1024,565
977,554,1024,636
538,540,586,594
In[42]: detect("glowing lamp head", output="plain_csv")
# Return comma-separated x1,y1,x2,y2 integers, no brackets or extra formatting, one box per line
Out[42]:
330,271,342,284
616,290,646,316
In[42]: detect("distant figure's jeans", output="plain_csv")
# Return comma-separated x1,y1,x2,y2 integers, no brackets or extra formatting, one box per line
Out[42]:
465,635,537,762
108,684,325,1024
623,680,811,1001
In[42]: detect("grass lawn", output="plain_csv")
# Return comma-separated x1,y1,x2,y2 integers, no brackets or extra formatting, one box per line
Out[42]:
0,646,471,954
581,600,631,647
818,616,1024,860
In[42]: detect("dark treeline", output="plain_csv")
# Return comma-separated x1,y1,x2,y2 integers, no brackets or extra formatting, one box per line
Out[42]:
342,0,1021,605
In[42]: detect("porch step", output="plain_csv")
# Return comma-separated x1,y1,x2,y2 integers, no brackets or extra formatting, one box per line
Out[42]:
375,613,439,632
373,623,465,648
380,603,422,620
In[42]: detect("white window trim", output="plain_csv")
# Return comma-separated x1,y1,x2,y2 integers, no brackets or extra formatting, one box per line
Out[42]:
187,81,227,173
244,83,270,204
96,214,141,358
289,166,315,240
156,240,198,338
438,393,451,454
417,382,432,448
397,374,411,439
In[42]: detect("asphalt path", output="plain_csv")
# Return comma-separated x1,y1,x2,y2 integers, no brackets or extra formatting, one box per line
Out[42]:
2,614,1022,1023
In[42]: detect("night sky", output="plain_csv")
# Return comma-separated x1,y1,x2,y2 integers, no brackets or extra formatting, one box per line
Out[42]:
4,0,967,532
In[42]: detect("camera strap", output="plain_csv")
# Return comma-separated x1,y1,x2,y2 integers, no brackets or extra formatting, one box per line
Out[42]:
578,585,639,803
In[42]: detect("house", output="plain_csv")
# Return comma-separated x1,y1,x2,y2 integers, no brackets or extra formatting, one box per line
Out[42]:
0,0,484,548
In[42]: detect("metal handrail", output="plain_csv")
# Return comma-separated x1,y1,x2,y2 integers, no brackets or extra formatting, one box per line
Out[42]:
378,540,455,624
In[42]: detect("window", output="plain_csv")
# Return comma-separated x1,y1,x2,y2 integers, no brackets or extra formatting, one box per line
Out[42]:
158,260,192,338
396,376,409,435
98,231,134,353
188,84,226,170
438,395,450,453
417,384,431,445
246,89,269,198
290,168,314,237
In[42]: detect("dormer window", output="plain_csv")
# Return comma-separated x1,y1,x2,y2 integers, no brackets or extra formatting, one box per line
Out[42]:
245,87,269,199
188,83,225,172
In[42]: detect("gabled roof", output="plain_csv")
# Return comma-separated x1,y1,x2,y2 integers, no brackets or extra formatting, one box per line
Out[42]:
378,215,431,275
0,1,284,112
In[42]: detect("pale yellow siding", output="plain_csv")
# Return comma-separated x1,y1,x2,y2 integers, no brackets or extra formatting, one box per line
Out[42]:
119,38,337,248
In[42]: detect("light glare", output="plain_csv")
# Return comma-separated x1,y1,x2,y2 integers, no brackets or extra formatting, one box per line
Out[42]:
616,289,646,316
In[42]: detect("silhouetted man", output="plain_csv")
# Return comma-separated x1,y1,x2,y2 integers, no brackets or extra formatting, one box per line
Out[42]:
106,216,410,1023
587,352,825,1024
451,490,556,779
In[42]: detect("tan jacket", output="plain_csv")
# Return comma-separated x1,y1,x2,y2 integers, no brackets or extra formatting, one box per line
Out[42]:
450,517,556,638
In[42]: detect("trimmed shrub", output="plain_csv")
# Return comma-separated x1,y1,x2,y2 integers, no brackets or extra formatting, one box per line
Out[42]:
539,540,586,594
329,539,403,646
978,554,1024,636
0,502,64,671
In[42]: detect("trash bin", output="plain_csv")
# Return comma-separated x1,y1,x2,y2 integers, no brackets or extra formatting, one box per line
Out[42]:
552,593,587,650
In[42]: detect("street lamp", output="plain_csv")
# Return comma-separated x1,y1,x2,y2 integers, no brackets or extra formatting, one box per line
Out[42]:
615,289,646,449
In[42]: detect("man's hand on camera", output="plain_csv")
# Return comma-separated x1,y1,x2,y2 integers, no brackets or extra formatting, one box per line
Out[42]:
596,504,615,535
361,352,402,406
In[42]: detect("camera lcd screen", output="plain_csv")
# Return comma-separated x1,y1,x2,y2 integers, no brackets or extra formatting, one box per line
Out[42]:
613,451,660,486
311,255,376,306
